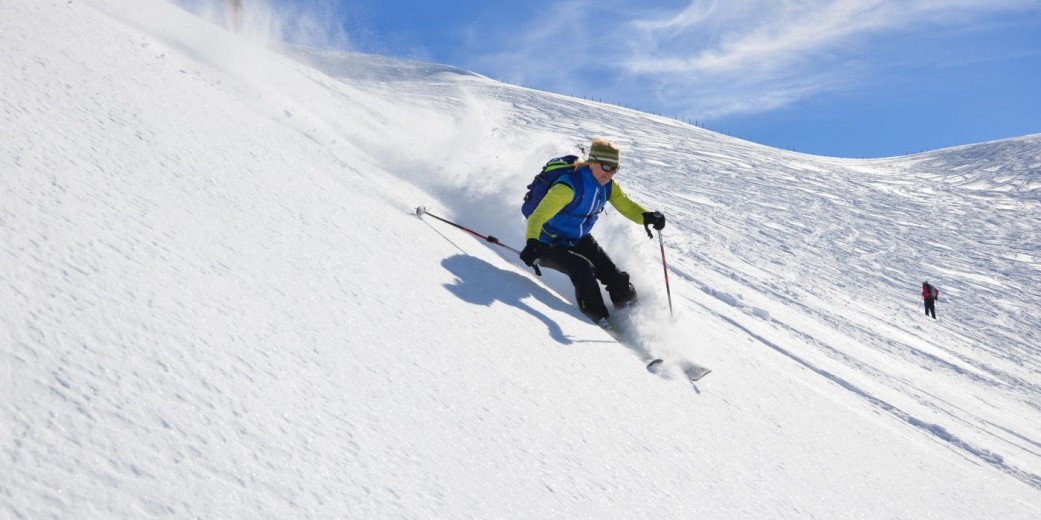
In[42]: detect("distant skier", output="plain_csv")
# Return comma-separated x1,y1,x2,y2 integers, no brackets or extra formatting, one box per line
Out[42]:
225,0,243,31
922,281,939,319
519,138,667,329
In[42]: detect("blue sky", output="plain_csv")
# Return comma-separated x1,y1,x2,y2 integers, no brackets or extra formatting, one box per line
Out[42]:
235,1,1040,158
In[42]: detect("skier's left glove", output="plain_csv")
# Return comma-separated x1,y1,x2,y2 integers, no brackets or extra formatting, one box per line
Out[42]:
643,211,666,230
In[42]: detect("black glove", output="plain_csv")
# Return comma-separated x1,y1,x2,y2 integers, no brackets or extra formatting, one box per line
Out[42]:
520,239,544,267
643,211,666,230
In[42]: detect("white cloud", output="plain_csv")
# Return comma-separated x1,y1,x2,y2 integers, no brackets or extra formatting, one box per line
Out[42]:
469,0,1041,119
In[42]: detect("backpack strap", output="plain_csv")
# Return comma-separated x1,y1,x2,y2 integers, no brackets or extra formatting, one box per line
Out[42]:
543,156,577,173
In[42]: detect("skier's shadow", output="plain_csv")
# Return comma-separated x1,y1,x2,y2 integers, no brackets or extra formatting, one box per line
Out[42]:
440,255,586,345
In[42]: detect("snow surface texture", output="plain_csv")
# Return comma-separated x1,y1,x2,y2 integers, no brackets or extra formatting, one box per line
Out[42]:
3,1,1040,518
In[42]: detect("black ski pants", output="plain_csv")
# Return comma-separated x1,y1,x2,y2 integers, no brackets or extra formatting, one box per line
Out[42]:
537,235,636,323
924,298,936,319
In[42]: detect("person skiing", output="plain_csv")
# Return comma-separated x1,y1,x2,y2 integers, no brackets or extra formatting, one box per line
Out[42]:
922,281,939,319
519,138,667,329
225,0,243,31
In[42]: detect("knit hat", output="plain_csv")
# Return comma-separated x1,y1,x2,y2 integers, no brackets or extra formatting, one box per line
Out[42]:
588,139,620,168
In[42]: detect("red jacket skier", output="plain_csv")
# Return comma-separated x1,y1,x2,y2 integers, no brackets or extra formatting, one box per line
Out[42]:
922,282,939,319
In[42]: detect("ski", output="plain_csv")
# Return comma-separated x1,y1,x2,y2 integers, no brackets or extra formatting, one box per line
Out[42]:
646,358,712,382
603,315,712,383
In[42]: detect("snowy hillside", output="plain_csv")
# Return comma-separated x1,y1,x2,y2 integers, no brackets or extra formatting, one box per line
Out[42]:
3,1,1040,518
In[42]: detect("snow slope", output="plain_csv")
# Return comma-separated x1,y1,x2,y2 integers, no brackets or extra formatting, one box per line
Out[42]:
3,1,1040,518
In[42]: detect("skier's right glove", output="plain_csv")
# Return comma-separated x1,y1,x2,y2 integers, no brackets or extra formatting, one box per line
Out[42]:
642,211,666,230
520,239,544,267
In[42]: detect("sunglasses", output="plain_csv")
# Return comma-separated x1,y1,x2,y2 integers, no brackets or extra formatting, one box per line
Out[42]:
599,162,618,173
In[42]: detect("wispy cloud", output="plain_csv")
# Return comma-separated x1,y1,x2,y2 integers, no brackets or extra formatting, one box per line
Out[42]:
466,0,1041,120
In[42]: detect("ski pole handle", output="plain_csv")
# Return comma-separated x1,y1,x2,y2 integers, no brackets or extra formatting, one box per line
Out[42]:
532,259,542,277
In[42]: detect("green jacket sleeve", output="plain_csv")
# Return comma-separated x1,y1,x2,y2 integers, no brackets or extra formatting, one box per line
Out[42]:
525,183,575,241
608,182,647,225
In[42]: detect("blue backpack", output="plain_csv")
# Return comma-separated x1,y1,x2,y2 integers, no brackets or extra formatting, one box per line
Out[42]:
521,155,579,217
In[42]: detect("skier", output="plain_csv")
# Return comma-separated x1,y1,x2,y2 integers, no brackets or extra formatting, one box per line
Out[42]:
519,138,667,329
922,281,939,319
225,0,243,31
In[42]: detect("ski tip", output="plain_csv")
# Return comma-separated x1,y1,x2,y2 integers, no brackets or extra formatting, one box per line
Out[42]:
646,358,712,382
684,367,712,382
646,359,664,373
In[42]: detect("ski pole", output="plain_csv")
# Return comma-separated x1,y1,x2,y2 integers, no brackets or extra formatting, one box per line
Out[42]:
657,230,674,317
415,207,541,276
644,220,674,316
